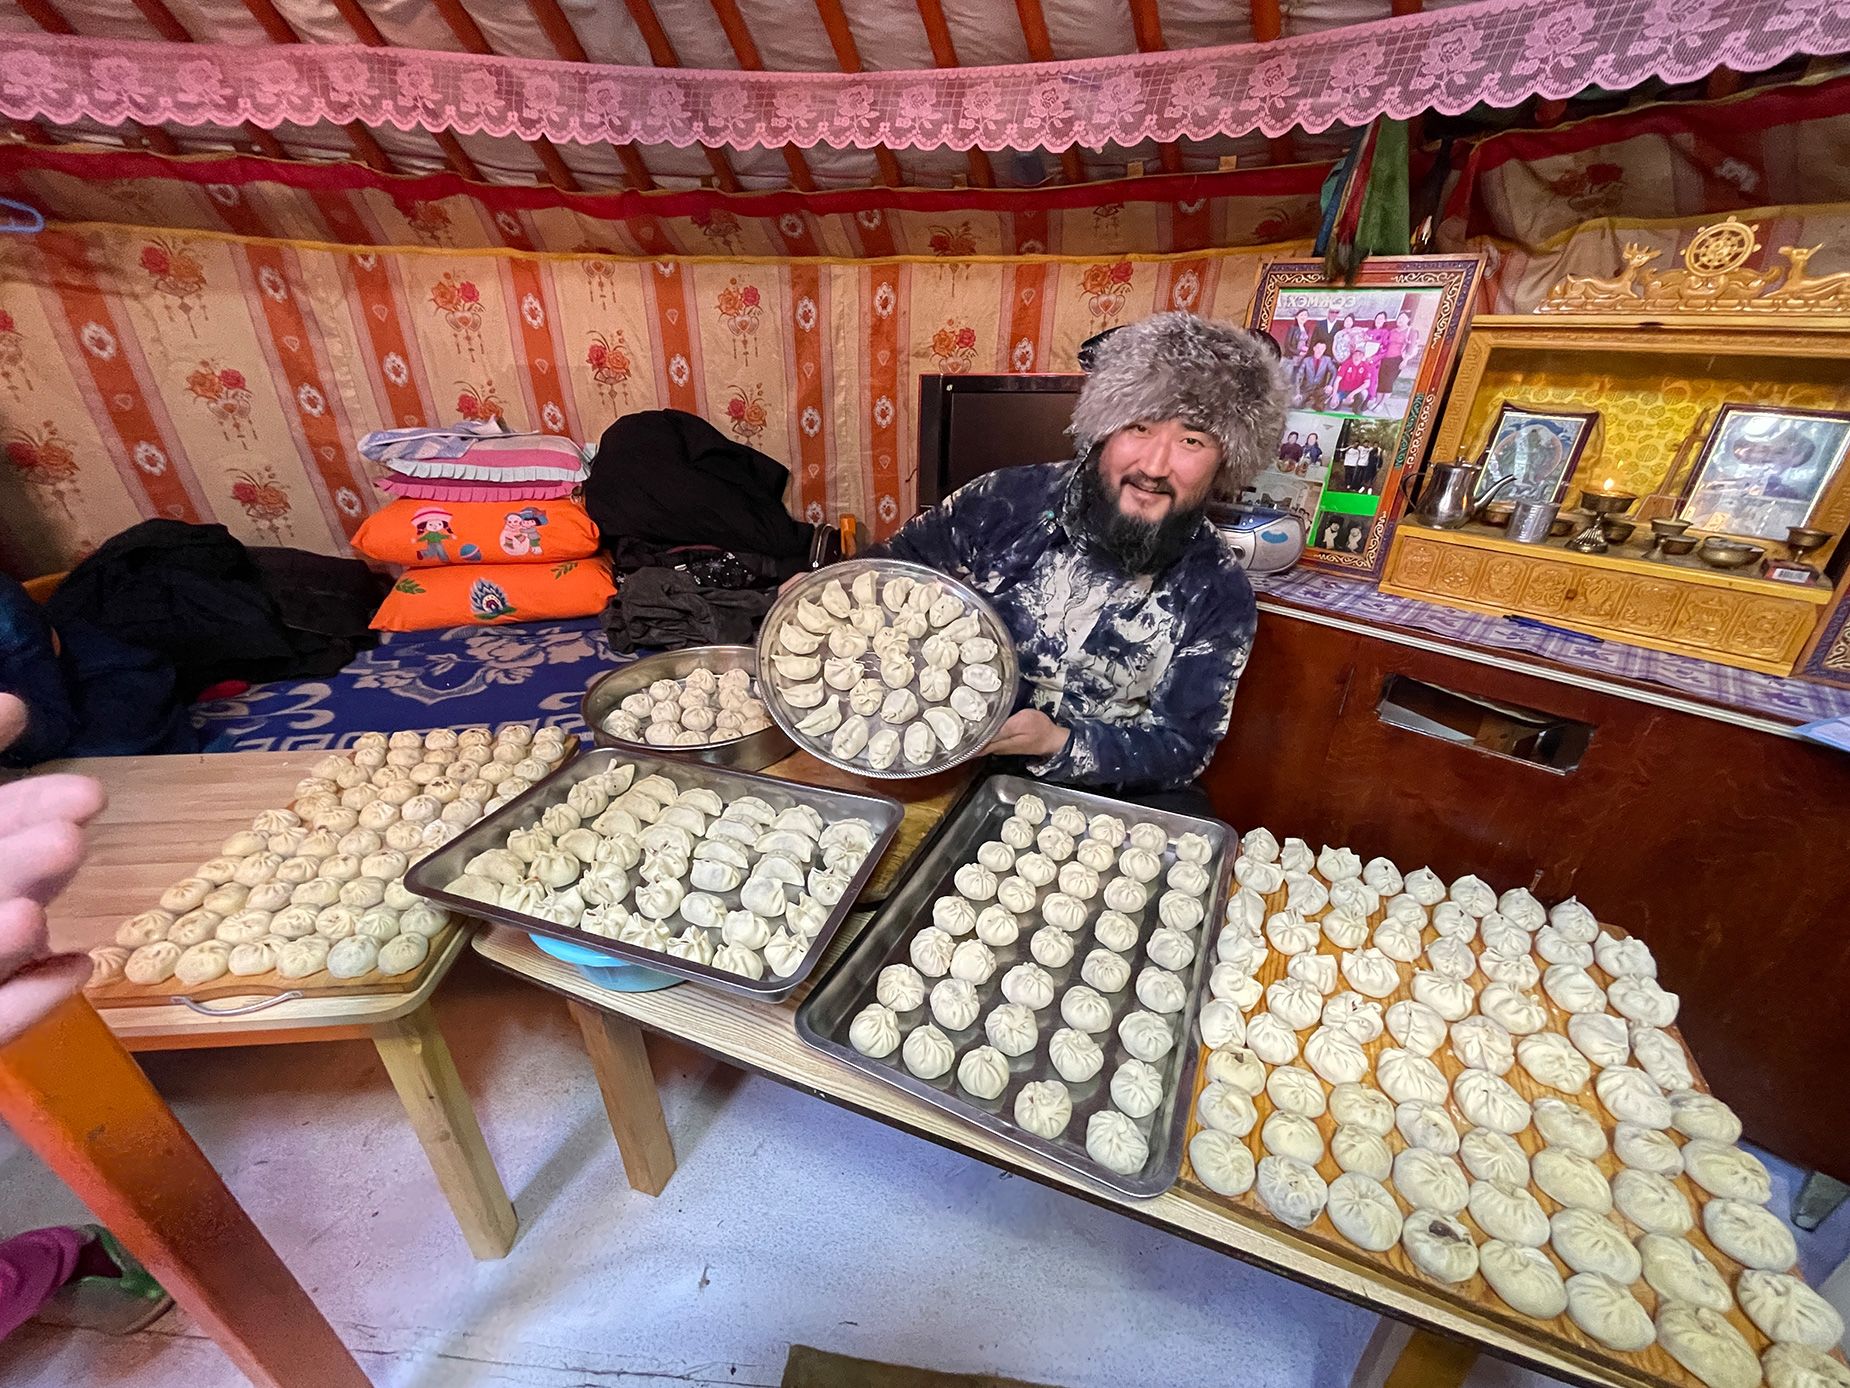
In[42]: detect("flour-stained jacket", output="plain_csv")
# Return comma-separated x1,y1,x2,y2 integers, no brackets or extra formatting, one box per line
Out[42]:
870,461,1256,790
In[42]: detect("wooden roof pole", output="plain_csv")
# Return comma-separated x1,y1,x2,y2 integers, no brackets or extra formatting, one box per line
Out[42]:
526,0,658,191
427,0,584,191
17,0,181,155
812,0,905,187
321,0,485,182
622,0,743,192
706,0,818,191
1127,0,1184,173
1012,0,1086,183
915,0,995,187
1248,0,1295,164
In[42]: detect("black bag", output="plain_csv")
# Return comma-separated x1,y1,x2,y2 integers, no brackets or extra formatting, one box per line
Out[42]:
584,409,819,580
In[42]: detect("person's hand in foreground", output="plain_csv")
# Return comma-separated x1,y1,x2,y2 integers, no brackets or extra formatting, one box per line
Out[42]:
983,707,1070,761
0,693,105,1048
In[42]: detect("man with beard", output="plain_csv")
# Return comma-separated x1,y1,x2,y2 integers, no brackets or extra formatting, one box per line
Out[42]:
869,312,1285,805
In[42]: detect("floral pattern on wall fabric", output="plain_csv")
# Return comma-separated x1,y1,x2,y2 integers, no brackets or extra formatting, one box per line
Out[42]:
0,227,1276,577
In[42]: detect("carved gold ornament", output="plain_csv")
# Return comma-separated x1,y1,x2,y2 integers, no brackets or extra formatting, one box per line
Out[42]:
1539,218,1850,315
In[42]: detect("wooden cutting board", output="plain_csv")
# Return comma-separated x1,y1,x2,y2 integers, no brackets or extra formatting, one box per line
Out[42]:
1176,871,1842,1388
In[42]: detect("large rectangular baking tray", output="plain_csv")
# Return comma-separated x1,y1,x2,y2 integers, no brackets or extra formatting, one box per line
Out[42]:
796,774,1233,1198
406,747,904,1001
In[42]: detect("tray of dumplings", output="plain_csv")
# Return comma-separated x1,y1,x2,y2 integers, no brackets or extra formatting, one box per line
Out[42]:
1179,832,1847,1388
86,725,574,1002
795,775,1233,1199
408,749,904,1000
757,559,1020,779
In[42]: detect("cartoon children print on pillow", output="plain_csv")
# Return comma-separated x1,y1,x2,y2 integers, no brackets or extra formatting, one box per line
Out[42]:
499,507,549,557
412,505,482,563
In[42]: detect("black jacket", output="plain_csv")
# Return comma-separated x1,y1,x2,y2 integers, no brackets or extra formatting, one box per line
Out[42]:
583,409,815,577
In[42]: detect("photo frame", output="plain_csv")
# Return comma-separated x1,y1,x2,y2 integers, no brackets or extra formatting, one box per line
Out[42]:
1680,403,1850,543
1247,256,1481,578
1480,402,1600,505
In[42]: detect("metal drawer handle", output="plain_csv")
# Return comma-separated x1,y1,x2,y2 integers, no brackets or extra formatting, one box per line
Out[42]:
172,991,304,1016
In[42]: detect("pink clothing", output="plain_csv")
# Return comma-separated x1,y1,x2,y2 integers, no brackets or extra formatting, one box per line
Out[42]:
0,1226,83,1340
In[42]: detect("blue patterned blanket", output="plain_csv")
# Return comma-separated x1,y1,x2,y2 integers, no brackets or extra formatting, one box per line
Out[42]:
191,617,625,751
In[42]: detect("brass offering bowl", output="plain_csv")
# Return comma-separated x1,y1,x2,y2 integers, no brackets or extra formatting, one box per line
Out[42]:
1598,518,1636,545
1660,536,1700,557
1644,517,1694,562
1565,491,1635,554
1696,537,1766,570
1551,508,1592,538
1483,500,1516,529
1787,526,1832,563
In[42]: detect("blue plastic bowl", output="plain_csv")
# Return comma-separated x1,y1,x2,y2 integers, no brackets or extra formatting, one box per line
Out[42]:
527,932,682,992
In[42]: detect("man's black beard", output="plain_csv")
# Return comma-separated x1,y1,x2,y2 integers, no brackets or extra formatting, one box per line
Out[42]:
1063,450,1209,575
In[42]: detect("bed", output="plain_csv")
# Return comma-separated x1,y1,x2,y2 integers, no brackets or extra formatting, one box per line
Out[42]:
191,616,626,751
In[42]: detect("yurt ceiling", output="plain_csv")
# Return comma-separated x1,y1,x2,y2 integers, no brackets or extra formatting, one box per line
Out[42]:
0,0,1832,194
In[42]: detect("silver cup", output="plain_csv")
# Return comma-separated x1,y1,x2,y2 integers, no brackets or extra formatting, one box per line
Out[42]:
1508,501,1560,544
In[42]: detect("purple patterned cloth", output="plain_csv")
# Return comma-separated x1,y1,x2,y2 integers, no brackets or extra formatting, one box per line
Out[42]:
1253,568,1850,727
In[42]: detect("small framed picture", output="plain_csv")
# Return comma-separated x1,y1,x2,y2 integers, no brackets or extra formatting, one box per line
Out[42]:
1680,404,1850,542
1480,403,1599,505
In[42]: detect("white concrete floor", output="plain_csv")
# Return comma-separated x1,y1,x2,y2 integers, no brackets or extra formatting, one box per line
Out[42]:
0,957,1841,1388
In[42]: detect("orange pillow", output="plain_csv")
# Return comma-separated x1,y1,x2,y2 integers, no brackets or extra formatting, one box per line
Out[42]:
352,498,600,567
370,559,615,632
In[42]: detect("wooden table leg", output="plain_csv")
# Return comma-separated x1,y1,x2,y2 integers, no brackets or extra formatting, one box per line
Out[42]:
0,996,368,1388
568,1000,677,1196
372,1000,518,1261
1349,1318,1480,1388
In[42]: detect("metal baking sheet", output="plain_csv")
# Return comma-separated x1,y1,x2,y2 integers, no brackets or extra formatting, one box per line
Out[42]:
406,747,903,1001
796,774,1233,1198
756,558,1021,780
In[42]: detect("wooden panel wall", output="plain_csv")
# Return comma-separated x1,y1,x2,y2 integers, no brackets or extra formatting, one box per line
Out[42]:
1204,610,1850,1182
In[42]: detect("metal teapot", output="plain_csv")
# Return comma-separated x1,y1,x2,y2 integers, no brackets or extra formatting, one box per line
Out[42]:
1411,457,1516,529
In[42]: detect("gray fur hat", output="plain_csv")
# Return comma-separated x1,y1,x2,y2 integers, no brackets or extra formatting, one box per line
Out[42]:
1068,311,1288,499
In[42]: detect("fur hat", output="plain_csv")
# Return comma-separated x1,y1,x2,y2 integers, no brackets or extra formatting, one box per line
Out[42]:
1068,311,1288,499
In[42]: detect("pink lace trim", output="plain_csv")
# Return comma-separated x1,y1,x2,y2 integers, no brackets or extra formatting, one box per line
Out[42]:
3,0,1845,151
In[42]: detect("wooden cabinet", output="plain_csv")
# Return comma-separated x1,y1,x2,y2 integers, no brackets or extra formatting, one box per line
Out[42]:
1204,604,1850,1180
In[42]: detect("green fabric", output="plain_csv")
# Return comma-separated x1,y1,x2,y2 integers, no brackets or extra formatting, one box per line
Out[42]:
1355,118,1412,259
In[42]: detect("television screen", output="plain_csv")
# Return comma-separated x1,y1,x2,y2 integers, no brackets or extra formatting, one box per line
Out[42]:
916,374,1083,510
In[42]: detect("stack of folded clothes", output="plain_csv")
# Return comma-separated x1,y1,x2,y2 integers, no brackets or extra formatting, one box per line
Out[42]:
353,423,614,631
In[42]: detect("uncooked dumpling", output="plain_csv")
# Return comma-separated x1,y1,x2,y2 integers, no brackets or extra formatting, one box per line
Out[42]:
1703,1197,1797,1271
1630,1027,1695,1092
1460,1127,1530,1187
1568,1011,1631,1068
956,1045,1010,1101
1450,1016,1515,1076
1453,1068,1532,1135
1189,1129,1256,1196
1402,866,1445,906
1119,1010,1175,1063
1243,1012,1298,1064
1468,1180,1549,1246
1609,975,1679,1027
902,1023,956,1079
930,978,981,1031
1303,1025,1368,1085
1385,999,1446,1057
1517,1032,1591,1095
902,721,937,767
1013,1080,1071,1138
1476,982,1543,1033
1393,1147,1467,1214
1763,1344,1850,1388
1737,1270,1846,1350
1595,930,1657,978
1062,985,1115,1033
1401,1212,1478,1284
1533,1097,1607,1157
1670,1090,1742,1143
326,935,380,979
1639,1232,1731,1312
985,1001,1039,1057
378,932,429,976
1594,1066,1672,1128
1480,1240,1568,1319
1551,1207,1641,1283
1206,1046,1266,1097
1329,1082,1393,1135
1327,1173,1402,1252
174,941,232,986
1532,1146,1612,1213
1085,1110,1149,1176
124,940,181,985
1565,1272,1653,1352
1340,947,1399,999
1255,1155,1328,1230
1049,1026,1104,1083
1655,1303,1760,1388
1395,1101,1459,1155
1112,1058,1166,1119
1320,992,1382,1043
1331,1126,1393,1181
1613,1122,1684,1176
849,1003,901,1057
1377,1048,1448,1105
1611,1167,1693,1236
1420,974,1480,1022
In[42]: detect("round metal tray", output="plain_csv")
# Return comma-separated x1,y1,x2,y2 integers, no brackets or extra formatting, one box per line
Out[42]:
755,558,1020,779
580,645,795,773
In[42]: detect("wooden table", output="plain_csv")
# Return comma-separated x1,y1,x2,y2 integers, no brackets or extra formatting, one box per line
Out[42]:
44,751,519,1261
474,920,1659,1388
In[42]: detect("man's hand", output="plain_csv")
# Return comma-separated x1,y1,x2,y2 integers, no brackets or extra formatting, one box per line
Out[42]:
983,707,1070,761
0,693,103,1047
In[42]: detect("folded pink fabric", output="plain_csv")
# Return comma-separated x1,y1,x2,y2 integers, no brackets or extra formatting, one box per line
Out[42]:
375,474,581,502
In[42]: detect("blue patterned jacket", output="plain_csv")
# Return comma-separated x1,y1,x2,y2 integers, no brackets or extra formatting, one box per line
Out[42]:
870,461,1256,790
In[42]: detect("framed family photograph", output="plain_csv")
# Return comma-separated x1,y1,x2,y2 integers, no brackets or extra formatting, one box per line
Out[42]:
1247,255,1481,578
1480,402,1601,505
1680,404,1850,547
